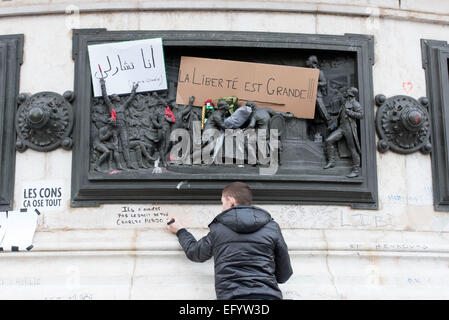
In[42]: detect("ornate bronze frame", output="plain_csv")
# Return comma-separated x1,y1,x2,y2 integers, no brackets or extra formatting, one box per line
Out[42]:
421,39,449,211
0,34,23,211
71,29,378,209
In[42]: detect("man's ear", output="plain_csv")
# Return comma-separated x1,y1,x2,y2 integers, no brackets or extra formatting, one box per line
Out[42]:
229,196,237,207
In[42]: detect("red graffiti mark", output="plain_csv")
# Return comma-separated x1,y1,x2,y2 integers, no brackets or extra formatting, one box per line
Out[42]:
111,109,117,122
165,106,176,123
413,114,421,124
402,81,413,94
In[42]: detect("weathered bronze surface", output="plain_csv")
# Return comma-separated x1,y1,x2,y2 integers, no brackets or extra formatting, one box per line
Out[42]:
375,94,431,155
422,39,449,211
15,91,74,152
71,29,378,209
0,34,23,211
324,87,363,178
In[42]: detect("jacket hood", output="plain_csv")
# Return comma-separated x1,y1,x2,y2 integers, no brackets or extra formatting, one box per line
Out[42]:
210,205,272,234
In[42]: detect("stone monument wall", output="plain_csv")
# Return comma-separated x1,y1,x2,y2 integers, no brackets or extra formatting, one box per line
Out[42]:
1,0,449,299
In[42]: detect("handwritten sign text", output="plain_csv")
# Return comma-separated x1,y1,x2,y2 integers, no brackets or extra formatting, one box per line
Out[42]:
88,38,167,97
176,56,319,119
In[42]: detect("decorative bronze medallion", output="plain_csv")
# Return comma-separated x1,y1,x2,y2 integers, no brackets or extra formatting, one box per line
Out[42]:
16,91,75,152
375,94,431,154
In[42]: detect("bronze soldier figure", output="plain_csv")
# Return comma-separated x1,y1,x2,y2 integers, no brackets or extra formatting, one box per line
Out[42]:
323,87,363,178
191,99,230,164
203,99,230,132
245,101,293,164
246,101,293,131
305,55,331,127
151,92,177,166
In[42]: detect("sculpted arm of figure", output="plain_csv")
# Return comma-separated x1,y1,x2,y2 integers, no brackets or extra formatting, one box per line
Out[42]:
282,112,295,118
345,102,364,120
151,114,163,129
216,117,228,131
179,105,192,118
268,108,294,118
112,131,119,147
98,125,112,141
168,218,213,263
153,92,169,107
212,113,228,131
100,79,114,112
123,83,139,109
318,70,327,87
266,108,277,116
247,115,256,129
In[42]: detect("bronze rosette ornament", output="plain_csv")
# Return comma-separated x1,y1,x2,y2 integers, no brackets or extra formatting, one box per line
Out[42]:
15,91,75,152
375,94,431,154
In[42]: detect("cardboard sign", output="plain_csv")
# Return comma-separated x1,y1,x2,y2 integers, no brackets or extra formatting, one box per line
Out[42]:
88,38,167,97
176,56,319,119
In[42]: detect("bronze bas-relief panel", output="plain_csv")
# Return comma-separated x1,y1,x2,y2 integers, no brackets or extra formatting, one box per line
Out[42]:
0,34,23,211
422,39,449,211
71,30,377,208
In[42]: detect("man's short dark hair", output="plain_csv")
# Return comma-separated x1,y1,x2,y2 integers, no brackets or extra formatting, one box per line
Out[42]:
222,182,252,205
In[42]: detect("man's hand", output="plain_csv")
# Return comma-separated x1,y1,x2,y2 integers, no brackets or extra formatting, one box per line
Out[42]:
167,217,184,234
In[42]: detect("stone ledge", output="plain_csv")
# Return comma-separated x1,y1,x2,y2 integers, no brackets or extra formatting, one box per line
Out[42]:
5,228,447,255
0,1,447,25
1,249,449,258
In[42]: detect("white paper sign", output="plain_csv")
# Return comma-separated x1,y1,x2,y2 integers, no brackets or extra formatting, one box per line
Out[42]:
0,212,7,246
0,210,38,251
88,38,167,97
21,182,64,212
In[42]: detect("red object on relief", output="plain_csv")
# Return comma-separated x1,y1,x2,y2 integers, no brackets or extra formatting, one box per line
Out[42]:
204,99,214,107
165,106,176,123
111,109,117,122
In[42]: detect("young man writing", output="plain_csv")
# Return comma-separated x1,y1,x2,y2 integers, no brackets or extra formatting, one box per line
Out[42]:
167,181,293,300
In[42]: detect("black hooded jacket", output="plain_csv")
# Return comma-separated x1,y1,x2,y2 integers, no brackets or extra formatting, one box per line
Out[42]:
176,205,293,300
